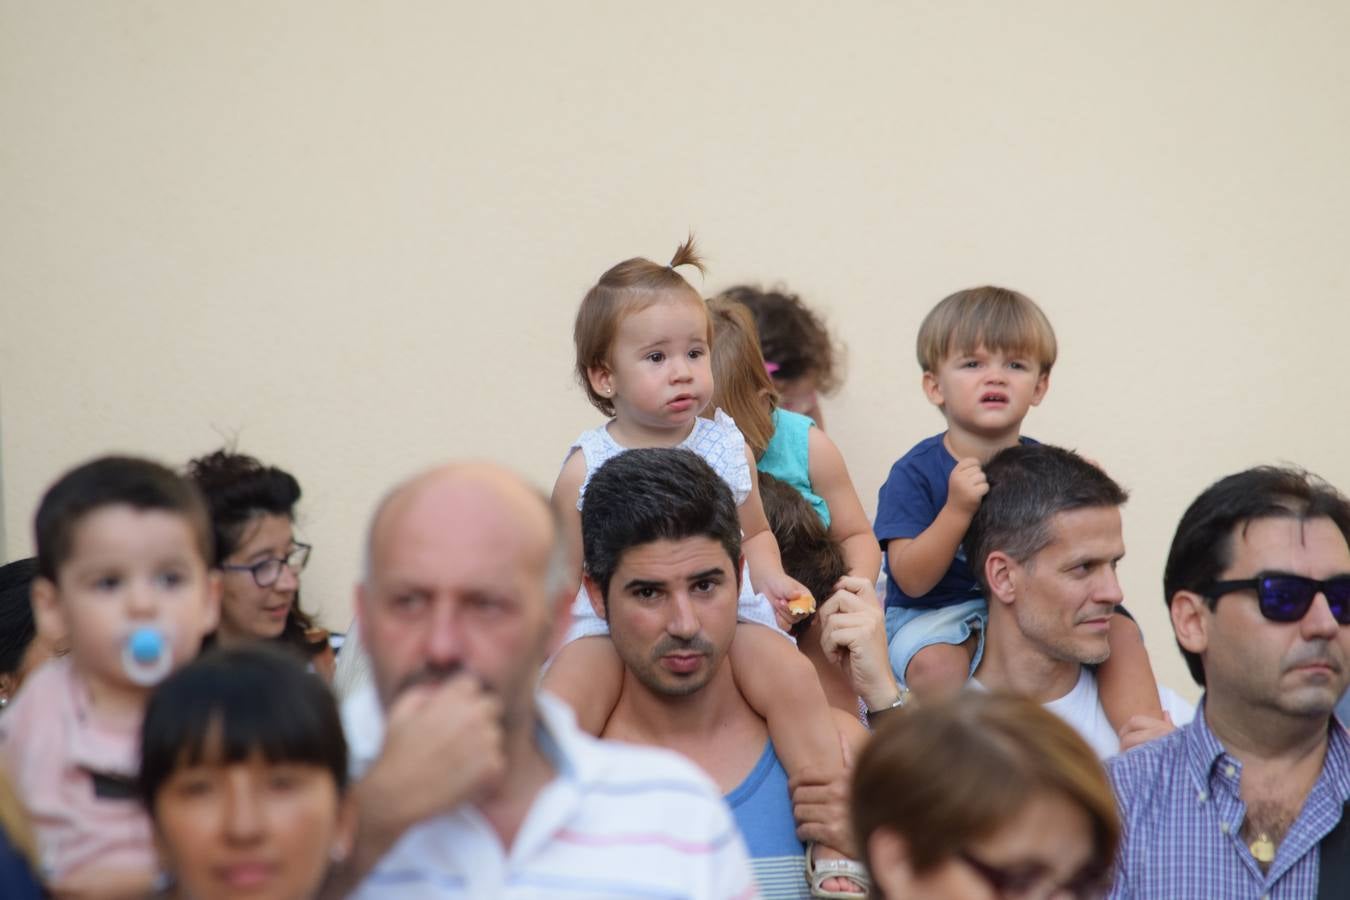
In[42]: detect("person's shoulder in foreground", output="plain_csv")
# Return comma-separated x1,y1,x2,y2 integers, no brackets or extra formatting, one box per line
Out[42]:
357,694,758,900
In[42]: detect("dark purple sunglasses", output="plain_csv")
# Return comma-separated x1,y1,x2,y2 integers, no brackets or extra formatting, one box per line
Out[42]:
1204,572,1350,625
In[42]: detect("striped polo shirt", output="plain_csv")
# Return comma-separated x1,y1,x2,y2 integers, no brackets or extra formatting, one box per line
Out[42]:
345,690,759,899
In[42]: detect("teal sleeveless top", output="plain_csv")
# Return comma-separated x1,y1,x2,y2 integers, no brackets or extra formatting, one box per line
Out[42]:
758,407,831,527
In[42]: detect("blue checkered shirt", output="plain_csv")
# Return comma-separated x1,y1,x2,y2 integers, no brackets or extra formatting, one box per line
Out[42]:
1106,700,1350,899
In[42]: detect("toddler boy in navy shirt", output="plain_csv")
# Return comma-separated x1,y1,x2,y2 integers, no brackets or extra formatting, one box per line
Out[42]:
875,286,1164,736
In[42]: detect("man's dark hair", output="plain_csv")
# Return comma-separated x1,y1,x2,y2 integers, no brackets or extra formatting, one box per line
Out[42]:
1164,466,1350,687
581,448,741,607
34,456,213,582
140,643,348,814
759,473,845,634
965,444,1129,595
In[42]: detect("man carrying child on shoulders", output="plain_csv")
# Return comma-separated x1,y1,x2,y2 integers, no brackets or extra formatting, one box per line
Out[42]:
875,285,1167,744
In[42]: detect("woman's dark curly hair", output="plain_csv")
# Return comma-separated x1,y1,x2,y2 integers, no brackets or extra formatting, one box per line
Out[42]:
716,284,843,393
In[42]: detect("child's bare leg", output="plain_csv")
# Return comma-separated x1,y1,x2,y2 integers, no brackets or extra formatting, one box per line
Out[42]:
1099,611,1165,733
903,637,976,700
541,636,623,736
732,624,862,894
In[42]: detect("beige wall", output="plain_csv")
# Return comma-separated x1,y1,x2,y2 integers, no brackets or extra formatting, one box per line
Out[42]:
3,1,1347,700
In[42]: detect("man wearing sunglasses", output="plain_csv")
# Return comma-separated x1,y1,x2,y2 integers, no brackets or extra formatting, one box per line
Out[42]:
1107,466,1350,899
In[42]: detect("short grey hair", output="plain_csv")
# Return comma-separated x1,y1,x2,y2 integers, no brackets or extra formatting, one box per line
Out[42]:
965,445,1128,592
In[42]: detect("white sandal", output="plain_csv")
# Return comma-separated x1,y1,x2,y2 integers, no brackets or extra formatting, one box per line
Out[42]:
805,841,870,899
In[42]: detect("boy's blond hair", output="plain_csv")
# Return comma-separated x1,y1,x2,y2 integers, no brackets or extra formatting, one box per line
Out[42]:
916,286,1057,374
573,235,707,416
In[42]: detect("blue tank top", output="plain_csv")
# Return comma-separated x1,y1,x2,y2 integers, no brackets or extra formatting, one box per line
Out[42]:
725,740,808,899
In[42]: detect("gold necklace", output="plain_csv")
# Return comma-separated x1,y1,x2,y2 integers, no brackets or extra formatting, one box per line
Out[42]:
1249,833,1276,864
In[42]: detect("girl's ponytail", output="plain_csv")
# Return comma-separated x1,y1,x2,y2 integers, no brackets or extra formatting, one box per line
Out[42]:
668,233,705,275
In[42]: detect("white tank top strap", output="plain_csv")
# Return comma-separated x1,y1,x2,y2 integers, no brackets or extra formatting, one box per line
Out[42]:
571,422,625,511
570,411,751,510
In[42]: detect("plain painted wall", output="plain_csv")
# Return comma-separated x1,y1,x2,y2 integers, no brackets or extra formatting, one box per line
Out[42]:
3,1,1347,700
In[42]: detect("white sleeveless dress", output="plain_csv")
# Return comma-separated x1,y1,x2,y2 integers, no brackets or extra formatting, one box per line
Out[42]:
563,409,786,643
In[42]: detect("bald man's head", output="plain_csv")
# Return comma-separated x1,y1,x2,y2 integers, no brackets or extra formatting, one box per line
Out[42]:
365,462,567,592
356,462,573,715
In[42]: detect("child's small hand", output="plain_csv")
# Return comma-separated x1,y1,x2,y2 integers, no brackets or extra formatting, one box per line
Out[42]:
1118,711,1175,752
947,457,988,515
760,571,815,622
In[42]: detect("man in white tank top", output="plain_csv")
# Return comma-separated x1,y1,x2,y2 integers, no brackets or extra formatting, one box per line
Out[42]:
965,444,1193,758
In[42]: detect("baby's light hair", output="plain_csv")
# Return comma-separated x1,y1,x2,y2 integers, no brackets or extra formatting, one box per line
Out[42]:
916,286,1057,374
573,235,708,416
706,296,778,459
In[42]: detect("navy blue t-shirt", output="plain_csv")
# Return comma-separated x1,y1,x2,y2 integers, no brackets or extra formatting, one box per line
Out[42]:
874,433,1035,609
0,830,40,900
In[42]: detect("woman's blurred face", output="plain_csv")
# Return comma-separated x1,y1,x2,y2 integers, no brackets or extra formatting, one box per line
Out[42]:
155,749,351,900
772,373,824,429
871,790,1097,899
218,515,300,642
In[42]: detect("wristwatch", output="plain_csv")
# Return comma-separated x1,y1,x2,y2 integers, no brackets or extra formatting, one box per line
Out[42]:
865,688,910,728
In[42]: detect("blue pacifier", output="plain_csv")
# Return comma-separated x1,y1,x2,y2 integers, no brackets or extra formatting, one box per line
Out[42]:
122,626,172,686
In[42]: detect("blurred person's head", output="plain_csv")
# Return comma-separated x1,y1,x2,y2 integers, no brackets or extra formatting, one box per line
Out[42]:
187,450,325,657
852,692,1118,899
31,456,220,698
357,463,572,732
140,643,352,900
717,284,841,428
0,558,67,705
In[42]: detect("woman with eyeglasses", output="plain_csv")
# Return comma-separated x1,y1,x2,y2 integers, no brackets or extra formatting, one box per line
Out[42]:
851,692,1119,899
187,450,335,680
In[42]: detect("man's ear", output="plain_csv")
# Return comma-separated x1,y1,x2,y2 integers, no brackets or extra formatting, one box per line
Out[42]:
543,577,576,660
867,827,914,898
582,575,609,622
1170,590,1211,658
1030,370,1050,406
984,552,1018,606
31,576,68,649
587,365,615,401
354,582,373,649
921,371,944,409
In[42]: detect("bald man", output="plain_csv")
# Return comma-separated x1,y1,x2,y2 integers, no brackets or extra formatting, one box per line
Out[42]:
334,463,757,899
